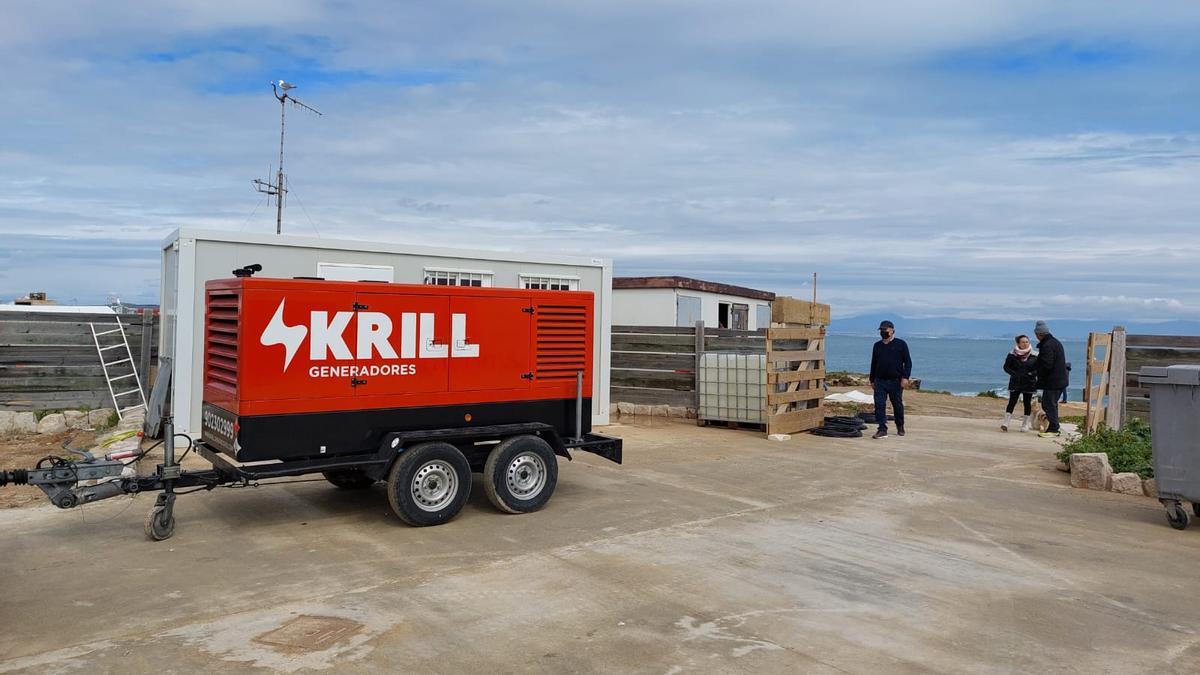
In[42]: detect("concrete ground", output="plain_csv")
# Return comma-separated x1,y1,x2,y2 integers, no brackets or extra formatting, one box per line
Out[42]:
2,415,1199,674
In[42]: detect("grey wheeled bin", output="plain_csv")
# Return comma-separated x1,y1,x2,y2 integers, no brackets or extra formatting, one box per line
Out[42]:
1139,365,1200,530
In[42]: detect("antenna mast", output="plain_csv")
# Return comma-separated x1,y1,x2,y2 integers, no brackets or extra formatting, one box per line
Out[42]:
254,81,322,235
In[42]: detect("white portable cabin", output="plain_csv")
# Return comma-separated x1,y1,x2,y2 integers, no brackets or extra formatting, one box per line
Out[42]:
612,276,775,331
160,228,613,436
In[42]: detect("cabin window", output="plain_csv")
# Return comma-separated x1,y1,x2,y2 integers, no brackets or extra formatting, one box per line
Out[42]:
520,274,579,291
423,268,493,287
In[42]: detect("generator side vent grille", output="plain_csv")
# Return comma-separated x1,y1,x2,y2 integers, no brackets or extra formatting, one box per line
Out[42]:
204,288,240,394
534,303,588,381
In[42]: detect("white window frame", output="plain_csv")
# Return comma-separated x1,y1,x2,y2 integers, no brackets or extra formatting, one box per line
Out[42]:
519,273,580,291
423,266,493,287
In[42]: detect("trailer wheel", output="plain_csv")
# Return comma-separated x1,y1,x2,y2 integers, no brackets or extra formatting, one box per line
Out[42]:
323,469,376,490
387,442,471,527
483,435,558,514
144,505,176,541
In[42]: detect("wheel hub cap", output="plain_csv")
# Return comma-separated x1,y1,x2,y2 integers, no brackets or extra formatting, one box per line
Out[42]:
412,460,457,512
506,452,547,499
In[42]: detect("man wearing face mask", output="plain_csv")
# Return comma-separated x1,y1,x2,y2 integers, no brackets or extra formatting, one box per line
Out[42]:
869,320,912,439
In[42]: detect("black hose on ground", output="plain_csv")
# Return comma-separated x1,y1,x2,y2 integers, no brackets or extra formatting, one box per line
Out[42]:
823,416,867,429
811,427,863,438
810,415,867,438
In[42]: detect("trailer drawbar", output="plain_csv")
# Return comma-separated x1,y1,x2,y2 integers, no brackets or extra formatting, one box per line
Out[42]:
1,272,622,540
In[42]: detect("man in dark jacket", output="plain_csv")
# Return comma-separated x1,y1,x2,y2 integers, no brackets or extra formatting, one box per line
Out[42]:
869,320,912,439
1033,320,1069,438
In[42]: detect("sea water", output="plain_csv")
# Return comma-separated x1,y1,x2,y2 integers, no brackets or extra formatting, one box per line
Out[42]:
825,335,1087,400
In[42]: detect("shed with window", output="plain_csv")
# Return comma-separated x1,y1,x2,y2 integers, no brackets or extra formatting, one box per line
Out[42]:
611,276,775,331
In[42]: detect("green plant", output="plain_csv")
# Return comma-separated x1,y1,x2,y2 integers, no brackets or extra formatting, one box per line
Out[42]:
924,389,953,395
1060,415,1085,426
33,409,62,421
976,390,1001,398
105,411,120,428
1056,419,1154,478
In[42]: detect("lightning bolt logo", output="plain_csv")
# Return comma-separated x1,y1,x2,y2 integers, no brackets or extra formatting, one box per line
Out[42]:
260,299,307,371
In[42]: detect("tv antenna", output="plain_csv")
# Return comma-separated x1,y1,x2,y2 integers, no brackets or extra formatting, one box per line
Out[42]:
253,80,322,235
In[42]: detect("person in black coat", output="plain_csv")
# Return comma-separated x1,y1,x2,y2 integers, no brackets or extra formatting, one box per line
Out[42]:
869,320,913,439
1033,320,1069,437
1001,334,1038,432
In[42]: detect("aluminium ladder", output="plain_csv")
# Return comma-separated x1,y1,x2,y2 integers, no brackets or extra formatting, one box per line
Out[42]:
90,320,147,420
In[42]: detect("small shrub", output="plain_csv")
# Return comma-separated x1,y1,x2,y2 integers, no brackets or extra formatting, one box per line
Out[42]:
1056,419,1154,478
826,371,868,386
976,390,1001,398
924,389,952,395
33,409,62,422
105,411,120,428
1060,415,1085,426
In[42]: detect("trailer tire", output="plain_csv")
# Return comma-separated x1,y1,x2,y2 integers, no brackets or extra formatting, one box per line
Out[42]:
144,505,176,541
323,469,376,490
483,435,558,514
387,442,471,527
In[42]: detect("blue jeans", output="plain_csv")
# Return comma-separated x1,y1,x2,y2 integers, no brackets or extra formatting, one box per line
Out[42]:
873,379,905,433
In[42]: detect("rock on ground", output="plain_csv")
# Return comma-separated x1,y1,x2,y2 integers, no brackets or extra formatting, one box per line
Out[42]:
87,408,116,429
1143,479,1158,499
10,412,36,435
36,413,68,435
1110,472,1143,496
114,409,146,433
0,411,38,437
1069,453,1112,491
63,410,88,430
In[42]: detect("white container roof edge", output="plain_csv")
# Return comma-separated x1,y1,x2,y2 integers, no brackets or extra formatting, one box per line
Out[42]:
161,228,612,269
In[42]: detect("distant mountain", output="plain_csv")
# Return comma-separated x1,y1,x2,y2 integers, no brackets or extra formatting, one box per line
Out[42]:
829,316,1200,340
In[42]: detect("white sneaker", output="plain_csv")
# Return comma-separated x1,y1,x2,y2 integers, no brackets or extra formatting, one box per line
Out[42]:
1001,412,1012,432
1020,416,1031,432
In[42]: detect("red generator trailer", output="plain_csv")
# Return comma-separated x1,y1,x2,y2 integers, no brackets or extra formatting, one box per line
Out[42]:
0,269,622,540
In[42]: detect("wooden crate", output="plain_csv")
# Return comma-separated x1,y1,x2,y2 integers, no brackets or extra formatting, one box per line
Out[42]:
770,297,831,327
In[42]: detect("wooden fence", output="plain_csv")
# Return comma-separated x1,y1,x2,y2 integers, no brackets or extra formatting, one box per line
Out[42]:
1123,333,1200,421
0,310,159,411
611,324,765,408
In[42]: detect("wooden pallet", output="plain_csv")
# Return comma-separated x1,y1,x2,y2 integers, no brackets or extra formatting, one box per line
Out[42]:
766,298,830,436
698,419,766,432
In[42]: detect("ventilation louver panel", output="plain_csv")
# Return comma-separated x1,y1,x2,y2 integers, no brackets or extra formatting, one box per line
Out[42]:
204,288,240,394
535,303,588,381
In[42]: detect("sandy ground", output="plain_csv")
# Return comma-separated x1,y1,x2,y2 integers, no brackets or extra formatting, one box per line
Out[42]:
0,430,99,508
826,385,1088,422
3,415,1198,674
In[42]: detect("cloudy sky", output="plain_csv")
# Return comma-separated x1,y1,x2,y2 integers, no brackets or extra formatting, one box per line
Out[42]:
2,1,1198,320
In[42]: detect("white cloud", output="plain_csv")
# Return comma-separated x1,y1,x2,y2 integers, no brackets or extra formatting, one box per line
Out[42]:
1,2,1199,320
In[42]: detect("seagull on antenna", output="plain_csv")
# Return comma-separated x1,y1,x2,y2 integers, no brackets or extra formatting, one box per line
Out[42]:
271,80,322,116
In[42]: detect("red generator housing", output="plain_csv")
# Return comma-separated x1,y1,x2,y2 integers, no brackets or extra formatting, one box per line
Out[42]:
201,277,599,463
